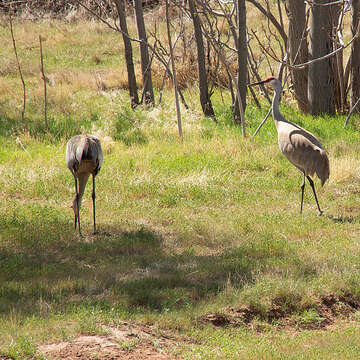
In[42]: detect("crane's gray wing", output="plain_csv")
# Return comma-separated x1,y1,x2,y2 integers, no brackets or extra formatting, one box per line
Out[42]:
88,135,103,174
279,127,328,182
66,135,83,174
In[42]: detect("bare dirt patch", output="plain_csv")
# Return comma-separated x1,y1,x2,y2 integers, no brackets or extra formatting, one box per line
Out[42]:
199,294,360,331
38,323,182,360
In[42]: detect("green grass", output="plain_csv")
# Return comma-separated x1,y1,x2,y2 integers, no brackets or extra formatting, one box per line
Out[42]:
1,17,360,360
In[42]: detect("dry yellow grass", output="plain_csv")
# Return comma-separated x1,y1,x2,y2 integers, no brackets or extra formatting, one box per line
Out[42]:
330,155,360,184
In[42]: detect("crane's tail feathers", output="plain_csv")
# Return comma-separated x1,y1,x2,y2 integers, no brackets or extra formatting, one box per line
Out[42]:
75,135,89,162
316,149,330,187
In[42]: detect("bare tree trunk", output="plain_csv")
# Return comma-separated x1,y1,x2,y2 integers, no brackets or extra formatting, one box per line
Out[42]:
233,0,247,123
330,3,346,113
285,0,308,113
188,0,215,119
166,0,182,139
308,0,335,115
350,0,360,112
133,0,154,106
113,0,139,108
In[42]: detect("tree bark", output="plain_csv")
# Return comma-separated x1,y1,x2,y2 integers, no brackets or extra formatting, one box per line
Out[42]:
113,0,139,108
350,0,360,112
133,0,154,106
308,0,335,115
285,0,308,113
233,0,247,122
188,0,215,119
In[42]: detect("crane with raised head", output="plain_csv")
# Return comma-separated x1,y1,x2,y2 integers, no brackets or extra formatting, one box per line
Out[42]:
250,77,330,215
66,134,103,235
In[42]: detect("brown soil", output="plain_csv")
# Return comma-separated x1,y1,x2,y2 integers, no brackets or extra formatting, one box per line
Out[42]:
29,294,360,359
200,293,360,331
38,323,182,360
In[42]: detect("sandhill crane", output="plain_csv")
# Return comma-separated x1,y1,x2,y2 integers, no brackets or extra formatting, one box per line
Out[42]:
66,134,103,235
250,77,330,215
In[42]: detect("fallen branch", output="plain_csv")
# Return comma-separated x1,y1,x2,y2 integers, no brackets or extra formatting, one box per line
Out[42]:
251,107,271,137
344,97,360,127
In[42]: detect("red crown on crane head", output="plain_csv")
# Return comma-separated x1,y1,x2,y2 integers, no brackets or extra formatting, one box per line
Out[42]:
264,76,276,82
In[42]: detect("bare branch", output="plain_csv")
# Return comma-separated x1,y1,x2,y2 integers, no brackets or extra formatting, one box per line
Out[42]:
344,96,360,127
290,34,357,69
276,0,285,34
39,35,48,130
252,108,271,137
73,0,141,42
9,10,26,128
306,0,351,8
166,0,182,139
246,0,288,44
250,28,280,64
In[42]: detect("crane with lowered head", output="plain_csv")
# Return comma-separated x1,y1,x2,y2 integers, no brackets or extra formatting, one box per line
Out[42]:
66,134,103,235
249,77,330,215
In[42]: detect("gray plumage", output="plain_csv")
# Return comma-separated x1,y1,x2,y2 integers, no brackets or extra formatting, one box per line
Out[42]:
251,77,330,214
66,134,103,235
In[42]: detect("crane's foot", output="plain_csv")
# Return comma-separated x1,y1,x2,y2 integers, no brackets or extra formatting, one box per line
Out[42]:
317,210,323,216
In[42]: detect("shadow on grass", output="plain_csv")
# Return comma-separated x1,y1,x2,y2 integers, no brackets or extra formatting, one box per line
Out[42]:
0,204,316,317
326,214,359,224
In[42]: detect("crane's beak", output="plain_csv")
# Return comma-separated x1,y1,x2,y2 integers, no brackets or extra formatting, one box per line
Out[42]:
248,79,267,87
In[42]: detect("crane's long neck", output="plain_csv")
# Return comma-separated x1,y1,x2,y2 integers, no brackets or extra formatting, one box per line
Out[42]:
271,84,288,130
73,173,90,210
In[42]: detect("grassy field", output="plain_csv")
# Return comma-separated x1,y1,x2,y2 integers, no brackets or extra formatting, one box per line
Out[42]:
0,15,360,360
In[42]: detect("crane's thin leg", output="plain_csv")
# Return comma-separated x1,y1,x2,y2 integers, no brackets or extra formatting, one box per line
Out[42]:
92,175,96,234
307,176,322,215
300,173,306,214
74,178,78,230
75,178,82,236
74,188,77,230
